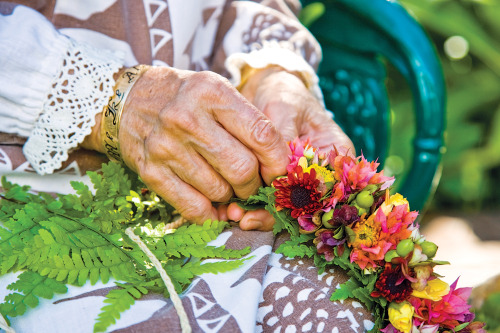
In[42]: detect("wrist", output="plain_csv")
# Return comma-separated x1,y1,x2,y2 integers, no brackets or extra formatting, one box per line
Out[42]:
239,66,307,103
101,65,150,163
81,67,128,153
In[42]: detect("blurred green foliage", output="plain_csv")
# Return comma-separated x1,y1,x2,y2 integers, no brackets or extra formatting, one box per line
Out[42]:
387,0,500,211
299,2,325,28
474,291,500,332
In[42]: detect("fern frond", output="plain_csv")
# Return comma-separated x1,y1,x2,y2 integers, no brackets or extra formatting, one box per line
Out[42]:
93,281,153,333
0,203,50,274
275,233,316,258
0,162,249,326
161,244,251,259
165,258,251,290
0,271,67,318
185,259,251,275
162,220,228,248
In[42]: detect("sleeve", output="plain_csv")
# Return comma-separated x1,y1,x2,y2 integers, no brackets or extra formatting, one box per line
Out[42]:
0,5,124,175
211,0,323,101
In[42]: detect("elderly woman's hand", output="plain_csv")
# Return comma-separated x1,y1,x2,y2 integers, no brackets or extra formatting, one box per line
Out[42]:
223,66,355,231
82,66,290,225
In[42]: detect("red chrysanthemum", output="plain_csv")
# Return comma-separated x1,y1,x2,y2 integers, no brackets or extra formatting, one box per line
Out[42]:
371,263,413,302
273,166,322,218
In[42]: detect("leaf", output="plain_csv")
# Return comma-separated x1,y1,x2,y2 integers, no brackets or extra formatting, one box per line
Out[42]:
275,233,316,258
163,220,228,248
331,279,359,301
164,245,251,260
299,2,325,28
0,271,67,317
454,322,470,331
0,162,251,324
93,282,152,333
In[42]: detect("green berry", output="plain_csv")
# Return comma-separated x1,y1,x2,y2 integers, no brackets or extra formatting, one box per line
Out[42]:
322,210,334,228
396,239,415,257
356,190,374,209
364,184,379,194
384,250,399,262
420,241,438,258
354,204,367,216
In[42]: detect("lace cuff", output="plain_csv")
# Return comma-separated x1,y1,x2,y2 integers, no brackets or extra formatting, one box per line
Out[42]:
225,46,323,102
23,38,123,175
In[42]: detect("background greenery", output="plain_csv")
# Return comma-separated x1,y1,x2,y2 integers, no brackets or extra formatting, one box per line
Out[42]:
388,0,500,212
301,0,500,212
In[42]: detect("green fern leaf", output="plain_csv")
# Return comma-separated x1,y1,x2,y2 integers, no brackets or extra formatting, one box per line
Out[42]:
276,233,315,258
93,281,153,333
164,220,228,248
165,258,251,290
331,278,359,301
163,244,251,259
0,271,67,317
1,162,250,325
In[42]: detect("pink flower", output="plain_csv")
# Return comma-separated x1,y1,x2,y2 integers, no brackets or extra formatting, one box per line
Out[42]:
329,154,394,203
412,324,440,333
381,323,440,333
409,278,474,329
298,214,320,233
287,138,312,172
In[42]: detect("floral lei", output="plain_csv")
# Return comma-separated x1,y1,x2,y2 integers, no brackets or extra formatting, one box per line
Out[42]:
240,138,486,333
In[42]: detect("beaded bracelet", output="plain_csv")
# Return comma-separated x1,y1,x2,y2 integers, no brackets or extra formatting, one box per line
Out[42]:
101,65,149,163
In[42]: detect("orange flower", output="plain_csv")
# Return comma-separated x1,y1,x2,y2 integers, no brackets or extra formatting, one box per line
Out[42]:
377,203,418,248
348,214,392,270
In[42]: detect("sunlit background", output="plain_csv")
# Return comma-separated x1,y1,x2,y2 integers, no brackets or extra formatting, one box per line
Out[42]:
300,0,500,329
388,0,500,213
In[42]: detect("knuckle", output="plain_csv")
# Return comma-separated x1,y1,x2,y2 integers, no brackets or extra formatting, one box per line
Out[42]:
229,155,259,187
137,163,158,188
179,200,209,222
250,118,279,147
189,71,232,96
161,107,198,134
208,181,232,203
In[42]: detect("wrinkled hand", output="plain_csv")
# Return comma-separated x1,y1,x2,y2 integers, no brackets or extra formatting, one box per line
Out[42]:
222,67,355,231
83,66,289,225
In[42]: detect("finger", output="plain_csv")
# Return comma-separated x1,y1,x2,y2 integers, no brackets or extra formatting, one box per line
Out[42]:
187,122,263,199
216,204,229,222
239,209,275,231
167,145,235,203
211,85,289,184
227,202,245,222
302,109,356,157
139,164,218,225
261,101,300,142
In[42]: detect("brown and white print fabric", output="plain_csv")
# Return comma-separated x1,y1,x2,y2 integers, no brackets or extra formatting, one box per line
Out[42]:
0,228,374,332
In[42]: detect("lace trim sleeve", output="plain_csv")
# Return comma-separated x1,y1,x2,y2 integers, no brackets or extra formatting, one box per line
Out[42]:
23,38,123,175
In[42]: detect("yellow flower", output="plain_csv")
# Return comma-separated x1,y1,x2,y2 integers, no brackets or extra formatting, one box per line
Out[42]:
305,164,335,183
411,278,450,301
349,214,380,248
298,156,308,170
388,301,414,333
380,193,409,215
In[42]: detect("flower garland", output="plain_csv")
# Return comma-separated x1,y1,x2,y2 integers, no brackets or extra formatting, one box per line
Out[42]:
241,138,486,333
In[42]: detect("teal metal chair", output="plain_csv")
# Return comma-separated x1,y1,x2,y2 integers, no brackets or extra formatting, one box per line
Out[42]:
302,0,446,212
